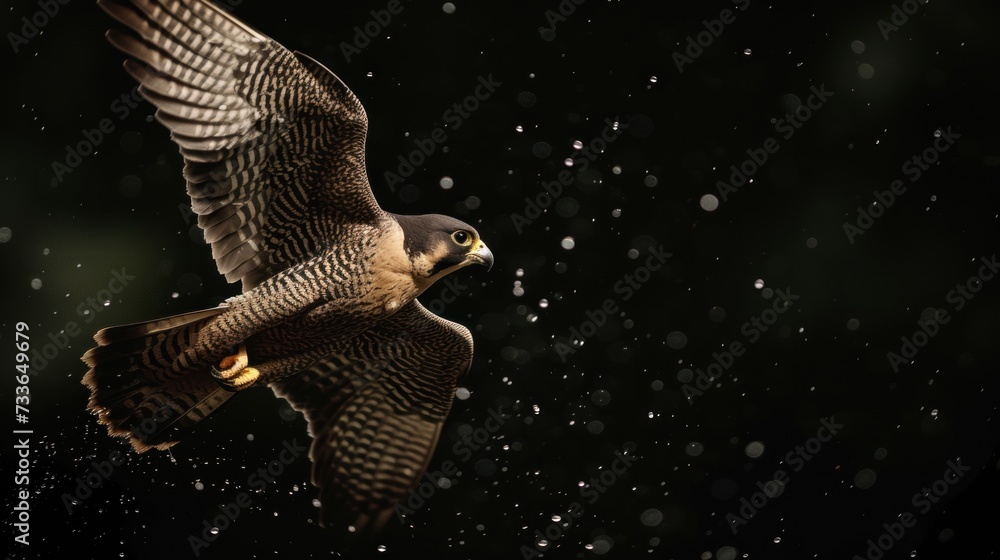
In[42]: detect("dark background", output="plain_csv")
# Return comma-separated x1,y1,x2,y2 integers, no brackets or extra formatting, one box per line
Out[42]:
4,0,1000,559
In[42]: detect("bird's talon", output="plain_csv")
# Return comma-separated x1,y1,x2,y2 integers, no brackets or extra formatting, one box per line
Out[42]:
219,354,237,370
211,345,257,391
212,345,248,380
219,367,260,392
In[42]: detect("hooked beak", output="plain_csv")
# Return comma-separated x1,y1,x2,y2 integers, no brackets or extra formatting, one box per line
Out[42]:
467,240,494,271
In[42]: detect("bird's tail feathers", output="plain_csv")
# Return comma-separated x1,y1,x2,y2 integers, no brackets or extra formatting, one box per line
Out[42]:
82,306,234,452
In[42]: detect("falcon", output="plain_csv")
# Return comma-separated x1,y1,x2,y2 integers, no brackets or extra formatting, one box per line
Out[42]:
81,0,493,536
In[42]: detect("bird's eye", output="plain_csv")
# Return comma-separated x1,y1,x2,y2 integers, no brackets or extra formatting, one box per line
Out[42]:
451,230,472,246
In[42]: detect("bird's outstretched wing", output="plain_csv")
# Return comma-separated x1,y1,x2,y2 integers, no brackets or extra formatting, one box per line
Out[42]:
270,300,474,537
99,0,383,291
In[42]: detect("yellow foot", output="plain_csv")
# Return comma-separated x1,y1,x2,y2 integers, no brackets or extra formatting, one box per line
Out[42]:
225,367,260,392
211,346,259,391
212,345,248,379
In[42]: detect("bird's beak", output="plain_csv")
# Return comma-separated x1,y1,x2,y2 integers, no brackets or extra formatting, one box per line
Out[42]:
467,240,494,271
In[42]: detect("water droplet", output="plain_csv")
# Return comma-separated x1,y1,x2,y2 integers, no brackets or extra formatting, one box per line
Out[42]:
572,140,584,150
560,237,575,250
851,40,865,54
439,176,454,189
538,298,549,308
611,208,622,217
455,387,471,400
649,75,658,83
854,468,878,489
743,48,752,55
441,2,455,14
30,278,42,290
716,546,738,560
754,279,765,289
700,194,719,212
591,389,611,406
640,508,663,526
666,331,687,349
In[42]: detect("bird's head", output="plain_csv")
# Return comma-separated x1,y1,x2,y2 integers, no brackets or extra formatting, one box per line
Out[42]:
393,214,494,290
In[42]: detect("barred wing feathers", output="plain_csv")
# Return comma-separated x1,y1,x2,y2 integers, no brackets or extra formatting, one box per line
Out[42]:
271,301,474,536
99,0,382,291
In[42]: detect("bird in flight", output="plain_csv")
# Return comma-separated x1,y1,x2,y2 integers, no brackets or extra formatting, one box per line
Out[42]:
81,0,493,537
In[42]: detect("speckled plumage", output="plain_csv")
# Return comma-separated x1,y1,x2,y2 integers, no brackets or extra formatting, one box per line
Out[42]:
82,0,493,537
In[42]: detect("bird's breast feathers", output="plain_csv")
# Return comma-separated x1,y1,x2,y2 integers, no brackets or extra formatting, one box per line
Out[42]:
365,219,421,312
